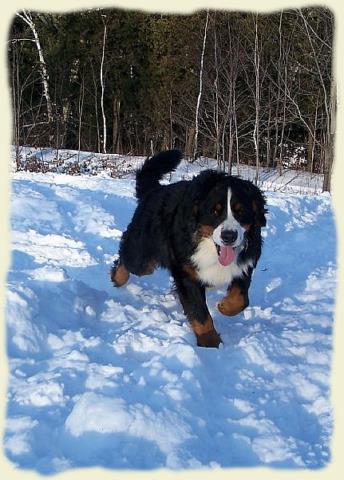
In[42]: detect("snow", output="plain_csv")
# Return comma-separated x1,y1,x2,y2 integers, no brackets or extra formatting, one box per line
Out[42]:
4,151,336,474
12,145,324,194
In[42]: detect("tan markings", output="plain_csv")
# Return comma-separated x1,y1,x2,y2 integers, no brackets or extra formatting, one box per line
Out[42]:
182,264,199,281
217,283,248,316
242,224,252,231
190,315,222,348
137,261,156,276
111,263,130,287
232,202,244,214
197,224,215,238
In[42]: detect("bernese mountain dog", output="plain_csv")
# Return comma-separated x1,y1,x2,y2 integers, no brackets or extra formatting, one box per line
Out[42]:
111,150,267,348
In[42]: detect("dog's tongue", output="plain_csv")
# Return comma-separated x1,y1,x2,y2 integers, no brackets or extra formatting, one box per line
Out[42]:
218,245,235,266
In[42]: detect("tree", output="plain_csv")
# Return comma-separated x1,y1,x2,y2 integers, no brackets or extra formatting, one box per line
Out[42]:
16,10,54,140
8,6,334,180
100,14,108,154
193,10,209,160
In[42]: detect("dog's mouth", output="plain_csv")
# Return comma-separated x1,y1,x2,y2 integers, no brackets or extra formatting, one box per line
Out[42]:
215,243,236,266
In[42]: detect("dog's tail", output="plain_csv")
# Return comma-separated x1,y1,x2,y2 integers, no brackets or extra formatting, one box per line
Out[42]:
136,149,183,200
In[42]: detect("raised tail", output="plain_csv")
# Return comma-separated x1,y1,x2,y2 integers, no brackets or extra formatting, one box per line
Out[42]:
135,149,183,200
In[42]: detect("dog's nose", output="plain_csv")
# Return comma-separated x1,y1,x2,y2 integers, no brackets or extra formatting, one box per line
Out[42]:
221,229,238,245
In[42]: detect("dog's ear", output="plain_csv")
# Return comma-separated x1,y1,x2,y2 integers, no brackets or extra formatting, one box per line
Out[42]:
252,197,267,227
190,170,226,215
191,170,226,196
189,171,216,220
242,180,267,227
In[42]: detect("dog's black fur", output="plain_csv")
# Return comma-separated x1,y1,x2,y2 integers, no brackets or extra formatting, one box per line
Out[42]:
111,150,267,347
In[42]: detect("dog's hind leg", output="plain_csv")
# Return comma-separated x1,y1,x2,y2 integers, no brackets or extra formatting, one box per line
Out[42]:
136,260,157,276
114,226,157,280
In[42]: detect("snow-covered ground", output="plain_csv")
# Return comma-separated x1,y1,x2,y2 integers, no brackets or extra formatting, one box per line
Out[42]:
5,152,336,474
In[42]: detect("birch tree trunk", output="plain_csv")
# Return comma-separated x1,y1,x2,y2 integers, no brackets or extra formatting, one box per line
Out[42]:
278,65,288,174
11,41,21,169
77,76,85,160
266,86,272,168
234,91,240,177
193,10,209,160
253,14,260,185
323,78,336,192
272,12,284,168
112,96,121,153
16,10,53,143
213,15,220,167
91,63,101,153
100,16,108,154
308,95,318,173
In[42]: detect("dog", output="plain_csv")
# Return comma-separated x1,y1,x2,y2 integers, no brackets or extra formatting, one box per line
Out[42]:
111,150,267,348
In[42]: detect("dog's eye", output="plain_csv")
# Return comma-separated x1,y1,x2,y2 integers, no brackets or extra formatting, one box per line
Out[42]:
233,203,244,217
233,204,252,224
213,203,223,216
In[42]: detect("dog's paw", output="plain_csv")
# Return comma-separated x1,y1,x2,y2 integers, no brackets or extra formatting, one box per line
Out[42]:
217,298,247,316
196,329,222,348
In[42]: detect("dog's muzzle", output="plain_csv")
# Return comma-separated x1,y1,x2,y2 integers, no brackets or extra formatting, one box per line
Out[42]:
220,229,238,246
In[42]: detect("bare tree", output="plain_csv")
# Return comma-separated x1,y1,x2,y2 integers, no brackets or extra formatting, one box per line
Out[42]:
298,9,335,191
323,75,336,191
77,75,85,160
193,10,209,160
112,96,121,153
252,13,261,185
213,14,220,166
90,62,101,153
10,38,22,169
225,23,241,175
16,10,53,138
100,14,108,154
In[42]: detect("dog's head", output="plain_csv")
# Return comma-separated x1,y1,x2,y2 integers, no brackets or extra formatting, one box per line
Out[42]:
191,171,267,266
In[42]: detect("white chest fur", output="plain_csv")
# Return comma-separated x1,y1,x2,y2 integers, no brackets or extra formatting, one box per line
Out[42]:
191,237,253,287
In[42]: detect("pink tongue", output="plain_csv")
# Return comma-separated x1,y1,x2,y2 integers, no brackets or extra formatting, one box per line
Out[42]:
218,245,235,266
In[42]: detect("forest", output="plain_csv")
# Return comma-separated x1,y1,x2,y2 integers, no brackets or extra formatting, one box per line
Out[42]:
8,7,335,190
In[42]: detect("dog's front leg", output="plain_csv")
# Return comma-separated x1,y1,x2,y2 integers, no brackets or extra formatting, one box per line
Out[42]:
217,270,252,316
173,269,221,348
